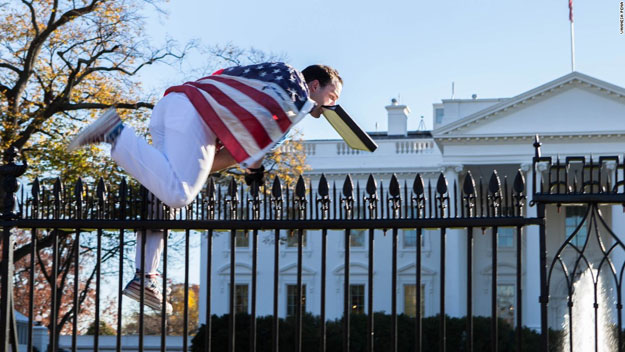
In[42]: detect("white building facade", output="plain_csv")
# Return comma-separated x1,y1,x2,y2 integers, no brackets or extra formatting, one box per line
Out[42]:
199,72,625,331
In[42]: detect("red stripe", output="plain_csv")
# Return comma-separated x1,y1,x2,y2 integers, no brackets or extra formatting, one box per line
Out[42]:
569,0,573,22
164,86,250,163
205,75,293,133
188,81,273,149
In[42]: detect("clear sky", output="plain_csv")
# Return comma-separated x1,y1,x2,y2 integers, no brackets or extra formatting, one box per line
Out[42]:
138,0,625,140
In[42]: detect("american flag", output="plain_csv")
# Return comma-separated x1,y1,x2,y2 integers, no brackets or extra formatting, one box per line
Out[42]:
569,0,573,22
164,62,314,167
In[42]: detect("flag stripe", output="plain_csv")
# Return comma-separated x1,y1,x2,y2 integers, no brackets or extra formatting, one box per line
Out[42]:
165,85,251,162
205,75,293,132
188,82,273,149
200,78,286,141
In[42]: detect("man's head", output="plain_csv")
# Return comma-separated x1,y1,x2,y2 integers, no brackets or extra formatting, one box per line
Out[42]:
302,65,343,117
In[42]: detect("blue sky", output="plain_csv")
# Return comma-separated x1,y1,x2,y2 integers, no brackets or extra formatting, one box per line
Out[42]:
138,0,624,140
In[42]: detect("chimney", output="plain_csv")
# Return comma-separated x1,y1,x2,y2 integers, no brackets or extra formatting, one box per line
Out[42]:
385,98,410,136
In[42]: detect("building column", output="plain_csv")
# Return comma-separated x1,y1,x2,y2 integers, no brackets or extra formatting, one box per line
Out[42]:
522,162,541,330
443,165,467,317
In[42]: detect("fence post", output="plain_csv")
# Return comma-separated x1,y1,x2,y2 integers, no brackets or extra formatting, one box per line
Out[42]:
0,147,27,352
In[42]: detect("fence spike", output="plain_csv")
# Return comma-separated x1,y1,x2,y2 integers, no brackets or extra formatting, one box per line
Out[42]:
318,174,329,197
295,175,306,198
489,170,502,195
228,177,238,200
389,174,400,197
96,178,107,200
272,176,282,198
74,178,84,201
513,170,525,194
366,174,378,195
436,173,448,195
32,178,40,204
463,171,476,195
413,174,424,196
343,174,354,197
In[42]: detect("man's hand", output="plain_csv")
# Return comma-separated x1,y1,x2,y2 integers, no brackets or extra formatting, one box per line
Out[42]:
309,104,323,118
245,165,265,186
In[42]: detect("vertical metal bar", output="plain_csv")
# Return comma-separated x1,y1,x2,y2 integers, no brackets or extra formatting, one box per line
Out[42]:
27,228,37,352
296,228,304,352
392,227,398,352
206,230,213,352
72,230,79,352
344,229,351,352
251,229,258,352
162,229,169,352
95,228,102,352
492,226,498,352
416,227,422,352
367,228,374,352
617,284,623,352
273,228,280,352
139,229,147,352
321,229,327,352
116,229,124,352
184,229,190,352
439,227,446,352
516,226,523,352
0,227,13,352
538,204,549,352
49,229,59,352
229,229,236,352
466,227,473,352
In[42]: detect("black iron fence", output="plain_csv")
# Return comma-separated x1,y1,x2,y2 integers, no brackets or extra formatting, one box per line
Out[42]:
1,137,625,352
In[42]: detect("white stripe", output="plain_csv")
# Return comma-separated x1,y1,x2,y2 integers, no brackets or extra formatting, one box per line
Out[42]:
202,79,285,141
202,75,303,123
194,86,261,157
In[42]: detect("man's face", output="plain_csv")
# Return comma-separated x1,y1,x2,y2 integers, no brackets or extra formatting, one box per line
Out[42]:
307,79,342,118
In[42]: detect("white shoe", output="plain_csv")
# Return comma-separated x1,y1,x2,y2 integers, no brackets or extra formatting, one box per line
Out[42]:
67,109,124,152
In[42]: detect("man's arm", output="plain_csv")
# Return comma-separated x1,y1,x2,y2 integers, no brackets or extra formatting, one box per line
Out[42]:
211,148,263,173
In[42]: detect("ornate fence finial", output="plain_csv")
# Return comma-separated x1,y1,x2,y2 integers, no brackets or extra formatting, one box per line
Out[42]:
366,174,378,219
317,174,330,220
389,174,401,219
295,175,306,219
0,147,27,220
533,134,542,158
412,174,425,218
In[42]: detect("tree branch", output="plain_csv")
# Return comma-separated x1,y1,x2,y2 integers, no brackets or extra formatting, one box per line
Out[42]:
20,0,40,36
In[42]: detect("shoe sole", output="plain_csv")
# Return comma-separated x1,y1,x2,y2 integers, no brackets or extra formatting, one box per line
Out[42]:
123,285,173,315
67,109,119,152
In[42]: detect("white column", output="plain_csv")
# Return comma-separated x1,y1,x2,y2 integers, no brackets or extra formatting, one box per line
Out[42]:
443,165,467,317
522,162,541,331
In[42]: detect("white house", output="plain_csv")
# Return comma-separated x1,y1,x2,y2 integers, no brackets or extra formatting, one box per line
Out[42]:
199,71,625,332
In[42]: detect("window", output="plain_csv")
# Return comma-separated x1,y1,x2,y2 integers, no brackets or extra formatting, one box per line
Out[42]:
286,230,307,248
350,284,365,314
403,229,418,248
565,206,588,247
234,230,249,248
232,284,249,313
497,284,515,326
404,284,426,317
497,227,514,248
287,284,306,317
435,108,444,124
350,230,366,248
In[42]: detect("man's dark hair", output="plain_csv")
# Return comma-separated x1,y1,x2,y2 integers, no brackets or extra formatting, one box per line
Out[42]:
301,65,343,87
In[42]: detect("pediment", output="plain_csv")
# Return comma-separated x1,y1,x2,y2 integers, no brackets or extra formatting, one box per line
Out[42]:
434,72,625,139
280,263,316,276
333,262,371,276
217,263,253,275
397,263,436,276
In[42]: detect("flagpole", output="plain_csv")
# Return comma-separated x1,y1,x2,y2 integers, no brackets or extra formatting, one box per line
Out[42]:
570,20,576,71
569,0,575,72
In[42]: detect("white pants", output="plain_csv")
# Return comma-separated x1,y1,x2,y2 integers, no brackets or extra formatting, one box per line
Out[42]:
111,92,217,274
